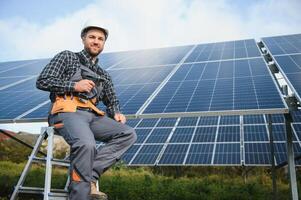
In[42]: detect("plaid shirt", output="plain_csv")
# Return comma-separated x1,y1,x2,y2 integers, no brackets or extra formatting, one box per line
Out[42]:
36,49,120,116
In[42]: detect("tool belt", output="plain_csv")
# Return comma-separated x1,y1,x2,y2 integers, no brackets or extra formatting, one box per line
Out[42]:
51,95,105,116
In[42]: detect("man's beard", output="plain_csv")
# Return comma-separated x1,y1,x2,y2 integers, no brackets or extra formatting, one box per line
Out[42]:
86,46,103,57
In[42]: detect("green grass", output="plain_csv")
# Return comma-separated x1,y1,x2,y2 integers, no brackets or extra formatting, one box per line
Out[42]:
1,161,296,200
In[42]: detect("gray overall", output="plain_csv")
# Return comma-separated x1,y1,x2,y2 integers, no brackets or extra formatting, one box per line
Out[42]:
48,63,137,200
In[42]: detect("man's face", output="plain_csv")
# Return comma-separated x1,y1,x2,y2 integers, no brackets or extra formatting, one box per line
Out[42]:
82,29,106,57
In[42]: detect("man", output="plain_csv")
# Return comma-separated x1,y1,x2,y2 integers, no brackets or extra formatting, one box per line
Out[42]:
36,21,137,200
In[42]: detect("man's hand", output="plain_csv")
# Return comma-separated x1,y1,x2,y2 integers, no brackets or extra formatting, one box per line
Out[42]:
74,79,95,93
114,113,126,124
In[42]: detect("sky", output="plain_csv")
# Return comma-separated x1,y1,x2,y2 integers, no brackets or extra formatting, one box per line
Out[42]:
0,0,301,62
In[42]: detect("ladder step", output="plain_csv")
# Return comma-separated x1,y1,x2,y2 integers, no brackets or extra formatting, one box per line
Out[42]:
32,157,70,167
19,186,68,195
49,192,68,197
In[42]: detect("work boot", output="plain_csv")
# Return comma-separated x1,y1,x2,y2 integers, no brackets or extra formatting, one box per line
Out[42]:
90,182,108,200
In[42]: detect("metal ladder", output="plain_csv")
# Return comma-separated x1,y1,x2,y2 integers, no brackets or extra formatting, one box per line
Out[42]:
10,127,69,200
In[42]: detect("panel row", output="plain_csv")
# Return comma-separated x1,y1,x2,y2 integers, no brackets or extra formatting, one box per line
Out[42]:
185,39,261,63
118,117,301,166
143,58,286,114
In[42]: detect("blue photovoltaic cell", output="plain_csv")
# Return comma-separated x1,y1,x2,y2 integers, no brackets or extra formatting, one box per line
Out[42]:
271,125,286,142
244,125,268,142
213,143,241,165
0,91,48,120
198,116,218,126
272,54,301,102
217,126,240,142
262,34,301,55
143,57,285,114
293,123,301,142
169,127,194,143
0,77,31,87
0,59,48,71
158,144,189,165
121,144,141,164
145,128,172,143
274,142,287,165
177,117,198,127
99,51,137,69
131,144,163,165
274,143,301,165
109,66,175,84
266,114,285,123
23,102,51,119
113,83,161,114
107,65,175,115
0,59,49,77
135,129,153,143
219,115,240,125
244,143,271,165
125,119,142,128
192,127,216,143
0,79,49,120
292,110,301,122
111,46,192,69
137,118,159,128
185,144,214,164
156,118,177,127
243,115,265,124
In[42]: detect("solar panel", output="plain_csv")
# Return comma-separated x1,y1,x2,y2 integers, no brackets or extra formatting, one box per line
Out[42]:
185,39,261,63
2,34,300,167
0,58,178,120
262,34,301,102
261,34,301,55
0,37,289,122
119,115,301,166
142,56,287,115
271,54,301,102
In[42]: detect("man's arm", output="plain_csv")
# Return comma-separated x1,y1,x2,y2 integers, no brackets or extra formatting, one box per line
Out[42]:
36,51,76,93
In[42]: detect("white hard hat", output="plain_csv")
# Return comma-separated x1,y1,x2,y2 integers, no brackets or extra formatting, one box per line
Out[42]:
81,19,109,39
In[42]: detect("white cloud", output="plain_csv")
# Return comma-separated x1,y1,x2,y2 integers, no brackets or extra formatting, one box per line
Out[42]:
0,0,300,61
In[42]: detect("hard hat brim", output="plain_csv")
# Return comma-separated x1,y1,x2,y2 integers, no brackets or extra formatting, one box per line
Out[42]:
81,26,109,39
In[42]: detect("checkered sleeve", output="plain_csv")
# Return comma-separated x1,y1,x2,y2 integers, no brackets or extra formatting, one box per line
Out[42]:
36,51,76,93
101,70,121,117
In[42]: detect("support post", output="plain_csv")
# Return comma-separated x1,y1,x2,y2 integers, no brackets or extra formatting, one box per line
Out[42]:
284,113,298,200
268,114,277,200
44,127,54,200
